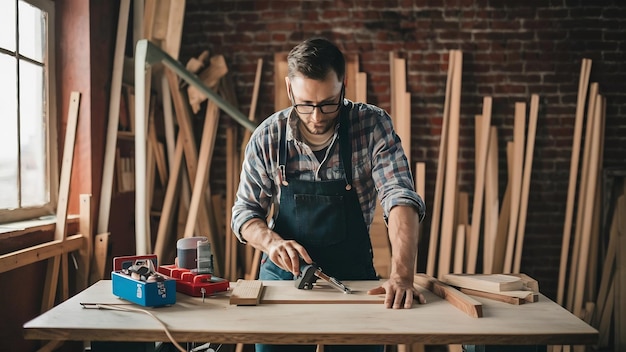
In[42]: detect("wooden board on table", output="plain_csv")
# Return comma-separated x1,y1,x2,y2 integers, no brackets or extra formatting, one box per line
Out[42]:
442,273,524,292
259,280,385,304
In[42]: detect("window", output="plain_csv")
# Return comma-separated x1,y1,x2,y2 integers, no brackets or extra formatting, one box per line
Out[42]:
0,0,57,223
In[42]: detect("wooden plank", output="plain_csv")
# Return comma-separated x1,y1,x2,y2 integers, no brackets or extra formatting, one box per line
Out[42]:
153,133,184,262
492,142,513,273
414,273,483,318
0,235,84,274
513,94,539,273
75,194,92,290
426,50,455,277
467,97,492,273
453,225,465,274
42,91,81,312
558,58,592,306
97,0,130,236
356,72,367,103
162,0,185,60
573,93,603,318
483,126,499,274
566,83,599,311
230,280,264,306
459,287,524,305
90,232,109,282
274,52,289,110
592,197,619,328
503,102,526,273
438,50,463,277
345,53,359,101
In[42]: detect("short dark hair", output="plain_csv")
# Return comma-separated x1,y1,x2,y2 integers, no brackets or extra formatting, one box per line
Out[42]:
287,38,345,82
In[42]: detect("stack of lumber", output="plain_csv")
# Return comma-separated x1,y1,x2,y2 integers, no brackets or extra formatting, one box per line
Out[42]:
441,273,539,305
426,50,541,279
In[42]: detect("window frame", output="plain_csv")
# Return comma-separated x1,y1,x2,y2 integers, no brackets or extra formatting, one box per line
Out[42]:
0,0,58,224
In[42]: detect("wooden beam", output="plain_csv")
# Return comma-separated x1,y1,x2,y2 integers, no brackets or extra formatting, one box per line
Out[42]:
557,58,592,306
566,82,599,311
503,102,526,273
467,97,492,273
414,273,483,318
0,235,85,274
75,194,92,290
42,91,81,312
492,142,513,274
274,52,289,111
513,94,539,273
97,0,130,236
483,126,499,274
438,50,462,278
573,93,604,318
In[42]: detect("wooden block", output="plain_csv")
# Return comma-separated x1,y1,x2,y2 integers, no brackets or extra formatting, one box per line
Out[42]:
230,279,264,306
441,273,524,292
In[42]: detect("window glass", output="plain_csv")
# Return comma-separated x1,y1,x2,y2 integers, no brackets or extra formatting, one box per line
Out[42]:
0,1,16,52
18,0,45,62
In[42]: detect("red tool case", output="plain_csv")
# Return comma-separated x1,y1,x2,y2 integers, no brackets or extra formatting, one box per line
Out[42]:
158,265,229,297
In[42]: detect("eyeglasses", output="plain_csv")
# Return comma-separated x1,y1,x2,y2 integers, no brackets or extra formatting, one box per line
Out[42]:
290,84,345,114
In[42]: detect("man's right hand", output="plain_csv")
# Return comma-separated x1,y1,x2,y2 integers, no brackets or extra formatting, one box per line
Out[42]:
267,239,313,277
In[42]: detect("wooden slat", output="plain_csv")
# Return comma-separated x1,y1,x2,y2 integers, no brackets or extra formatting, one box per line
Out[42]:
414,273,483,318
274,52,290,111
467,97,492,273
75,194,92,290
0,235,84,274
438,50,463,278
90,232,109,282
345,53,359,101
492,142,513,273
557,58,592,306
453,225,465,274
513,94,539,273
592,195,619,328
426,50,455,277
162,0,185,60
153,133,184,263
42,91,81,312
97,0,130,235
573,93,604,318
483,126,499,274
503,102,526,273
459,287,524,305
356,72,367,103
566,83,599,311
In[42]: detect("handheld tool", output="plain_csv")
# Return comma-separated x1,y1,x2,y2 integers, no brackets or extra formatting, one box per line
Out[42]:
295,263,352,294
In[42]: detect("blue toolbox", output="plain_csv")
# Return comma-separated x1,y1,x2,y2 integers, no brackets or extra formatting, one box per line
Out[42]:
111,254,176,307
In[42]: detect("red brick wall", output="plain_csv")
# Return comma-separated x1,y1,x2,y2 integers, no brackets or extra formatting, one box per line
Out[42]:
179,0,626,300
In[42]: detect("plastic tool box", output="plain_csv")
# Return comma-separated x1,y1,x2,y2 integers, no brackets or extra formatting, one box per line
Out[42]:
112,255,176,307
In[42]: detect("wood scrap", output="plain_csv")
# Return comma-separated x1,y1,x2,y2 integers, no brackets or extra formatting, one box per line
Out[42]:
414,273,483,318
274,52,289,111
230,279,264,306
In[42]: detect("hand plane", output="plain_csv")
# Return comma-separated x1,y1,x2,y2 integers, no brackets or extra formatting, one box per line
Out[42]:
295,263,352,294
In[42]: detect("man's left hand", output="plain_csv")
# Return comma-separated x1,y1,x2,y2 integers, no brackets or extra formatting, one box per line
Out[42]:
367,276,426,309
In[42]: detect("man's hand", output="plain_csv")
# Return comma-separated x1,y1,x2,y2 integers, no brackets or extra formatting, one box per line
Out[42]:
267,239,313,276
367,275,426,309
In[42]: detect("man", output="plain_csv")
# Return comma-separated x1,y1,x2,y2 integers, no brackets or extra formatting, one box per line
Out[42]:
231,38,426,352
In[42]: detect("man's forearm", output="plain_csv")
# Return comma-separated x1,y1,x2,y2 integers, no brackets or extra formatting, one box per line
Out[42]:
387,205,419,280
240,218,282,254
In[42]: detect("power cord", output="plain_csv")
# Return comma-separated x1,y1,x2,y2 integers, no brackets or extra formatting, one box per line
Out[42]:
81,303,186,352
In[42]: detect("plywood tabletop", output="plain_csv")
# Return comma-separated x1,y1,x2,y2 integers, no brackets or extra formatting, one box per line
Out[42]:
23,280,598,346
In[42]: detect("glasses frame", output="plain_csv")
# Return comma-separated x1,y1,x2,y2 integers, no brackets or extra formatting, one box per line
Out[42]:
289,83,345,115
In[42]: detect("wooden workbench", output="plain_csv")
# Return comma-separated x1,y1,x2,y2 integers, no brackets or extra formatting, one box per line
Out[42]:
23,280,597,346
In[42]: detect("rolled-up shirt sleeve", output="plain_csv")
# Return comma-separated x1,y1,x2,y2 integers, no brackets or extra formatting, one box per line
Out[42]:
231,119,279,243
